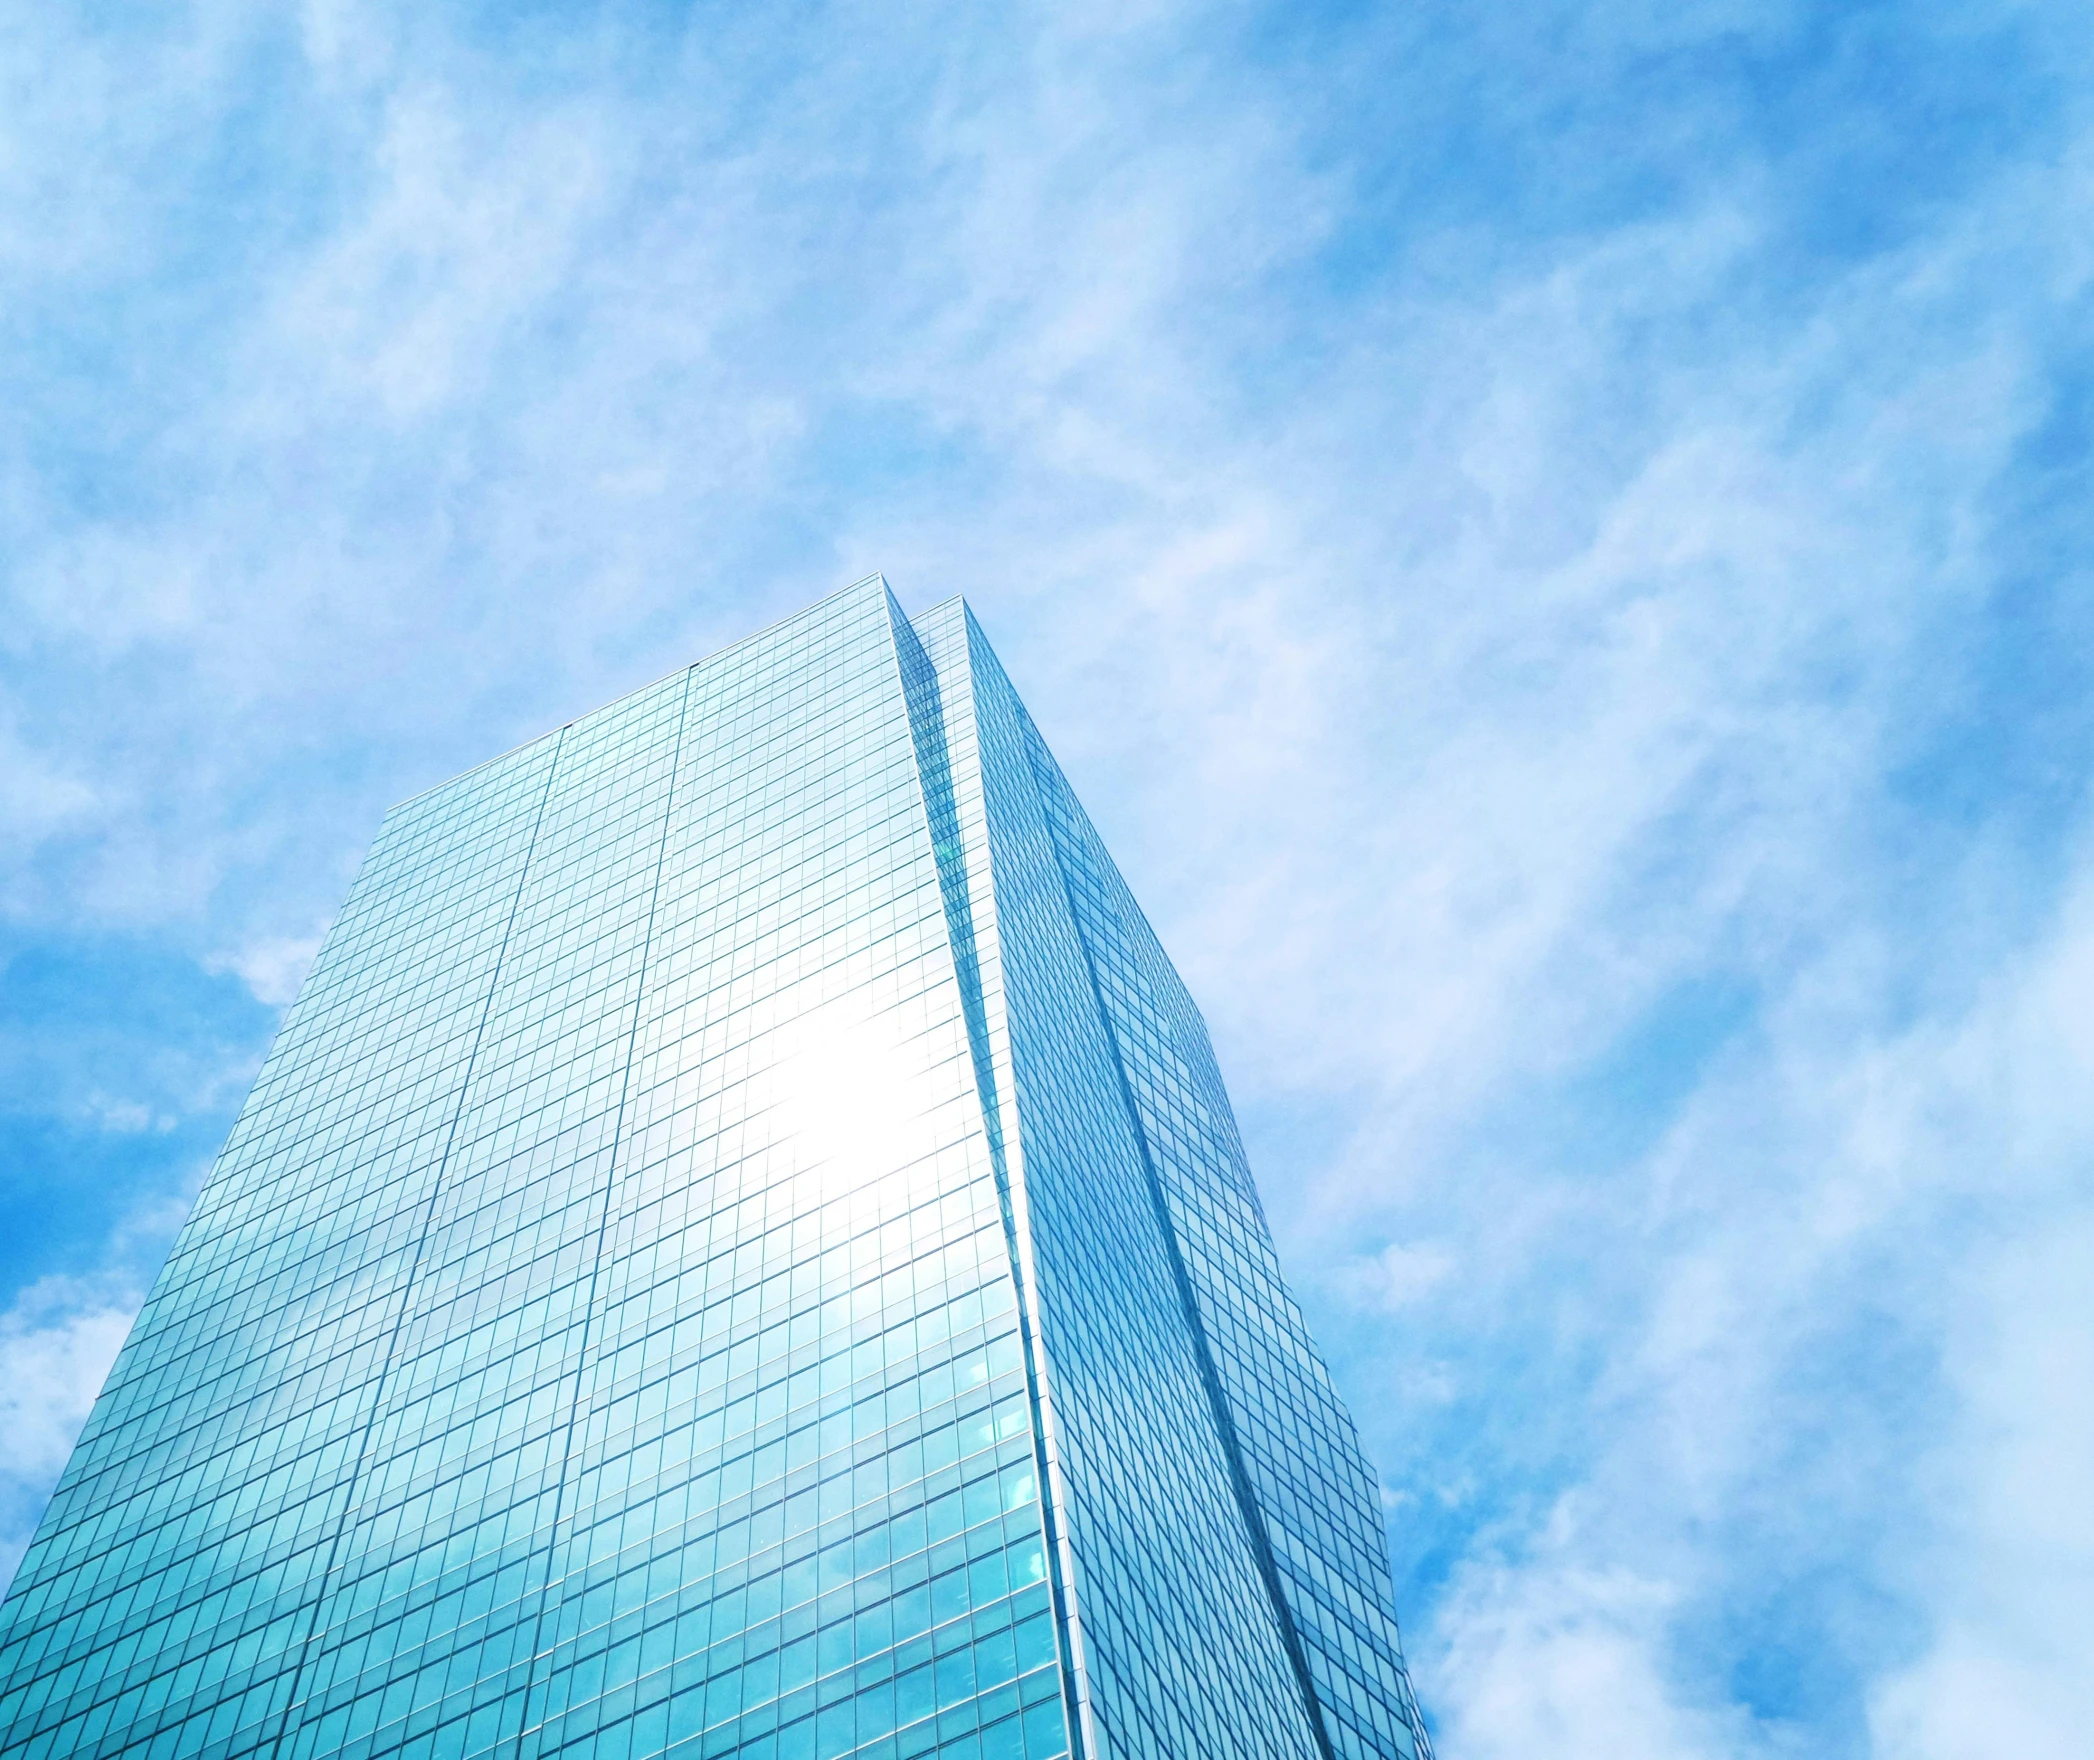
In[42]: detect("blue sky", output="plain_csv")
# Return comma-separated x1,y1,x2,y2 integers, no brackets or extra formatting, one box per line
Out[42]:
4,2,2092,1754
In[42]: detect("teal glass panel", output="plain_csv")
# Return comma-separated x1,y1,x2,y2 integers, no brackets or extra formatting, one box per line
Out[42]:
0,576,1423,1760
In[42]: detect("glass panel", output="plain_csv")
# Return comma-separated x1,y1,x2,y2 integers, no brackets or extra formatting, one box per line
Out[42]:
0,578,1423,1760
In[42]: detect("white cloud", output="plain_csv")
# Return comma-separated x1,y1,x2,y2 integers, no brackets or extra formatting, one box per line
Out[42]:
210,932,324,1007
1862,897,2094,1759
0,1278,140,1595
1867,1223,2094,1759
1430,1551,1783,1760
0,720,98,844
1,5,2091,1754
1386,830,2094,1756
72,1095,172,1134
1337,1241,1460,1313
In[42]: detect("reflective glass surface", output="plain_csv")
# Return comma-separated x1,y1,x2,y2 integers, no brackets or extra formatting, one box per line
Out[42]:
0,578,1427,1760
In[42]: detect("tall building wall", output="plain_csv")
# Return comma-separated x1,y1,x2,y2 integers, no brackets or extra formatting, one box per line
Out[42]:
906,603,1319,1760
0,577,1428,1760
1000,664,1432,1760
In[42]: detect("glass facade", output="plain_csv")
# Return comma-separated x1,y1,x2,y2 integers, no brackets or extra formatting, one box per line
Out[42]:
0,577,1431,1760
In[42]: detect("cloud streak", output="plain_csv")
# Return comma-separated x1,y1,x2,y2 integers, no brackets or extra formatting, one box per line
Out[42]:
0,1278,141,1590
3,2,2092,1753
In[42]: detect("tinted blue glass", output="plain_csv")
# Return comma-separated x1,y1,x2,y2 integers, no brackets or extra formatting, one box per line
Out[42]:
906,603,1430,1760
0,578,1426,1760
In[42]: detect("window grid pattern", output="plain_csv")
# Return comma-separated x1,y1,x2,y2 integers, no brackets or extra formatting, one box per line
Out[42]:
1015,706,1432,1760
886,610,1084,1760
0,730,569,1760
907,604,1321,1760
909,602,1430,1760
1,577,1430,1760
0,580,1069,1760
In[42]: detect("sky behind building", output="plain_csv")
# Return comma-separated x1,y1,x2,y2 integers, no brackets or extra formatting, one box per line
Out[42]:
3,4,2093,1758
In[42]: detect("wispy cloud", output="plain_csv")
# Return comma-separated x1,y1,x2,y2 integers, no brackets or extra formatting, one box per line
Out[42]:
206,931,324,1006
2,1,2090,1751
0,1277,140,1591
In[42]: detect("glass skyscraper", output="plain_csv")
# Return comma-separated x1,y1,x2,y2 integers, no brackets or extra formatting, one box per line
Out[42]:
0,579,1431,1760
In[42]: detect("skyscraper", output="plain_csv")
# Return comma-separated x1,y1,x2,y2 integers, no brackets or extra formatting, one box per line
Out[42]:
0,579,1431,1760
